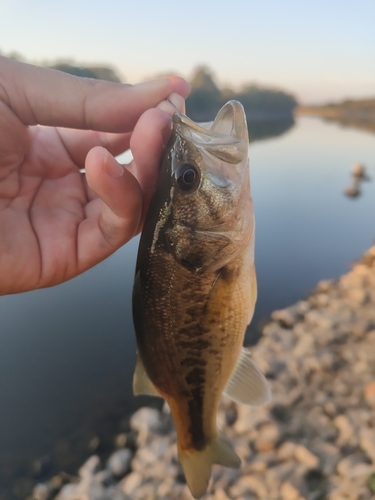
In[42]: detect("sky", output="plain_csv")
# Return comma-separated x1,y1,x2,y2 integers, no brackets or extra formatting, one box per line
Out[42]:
1,0,374,104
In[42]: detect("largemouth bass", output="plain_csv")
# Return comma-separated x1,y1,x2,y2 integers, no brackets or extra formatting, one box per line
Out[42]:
132,101,270,499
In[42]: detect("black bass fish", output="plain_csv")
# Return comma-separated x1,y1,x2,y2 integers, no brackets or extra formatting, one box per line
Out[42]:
132,101,270,499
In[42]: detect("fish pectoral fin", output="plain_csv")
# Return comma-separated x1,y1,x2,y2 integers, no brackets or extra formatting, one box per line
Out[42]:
224,347,271,406
133,353,161,397
178,435,240,499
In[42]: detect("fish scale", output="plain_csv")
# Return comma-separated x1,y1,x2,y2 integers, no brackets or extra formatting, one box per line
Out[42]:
132,101,270,499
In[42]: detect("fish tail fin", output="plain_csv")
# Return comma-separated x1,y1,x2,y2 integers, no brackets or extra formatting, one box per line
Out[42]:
178,435,240,499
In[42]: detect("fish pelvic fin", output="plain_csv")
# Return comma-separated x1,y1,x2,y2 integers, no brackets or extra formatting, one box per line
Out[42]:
133,353,161,397
224,347,271,406
178,434,240,499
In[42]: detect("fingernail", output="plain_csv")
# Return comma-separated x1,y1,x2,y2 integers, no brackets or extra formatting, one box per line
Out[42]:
168,76,191,96
105,152,124,178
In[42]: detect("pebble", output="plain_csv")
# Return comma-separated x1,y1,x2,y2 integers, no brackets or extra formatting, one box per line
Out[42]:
359,428,375,462
107,448,132,477
130,407,163,435
78,455,100,479
293,445,319,469
254,421,281,452
280,481,301,500
36,245,375,500
32,483,50,500
119,471,143,495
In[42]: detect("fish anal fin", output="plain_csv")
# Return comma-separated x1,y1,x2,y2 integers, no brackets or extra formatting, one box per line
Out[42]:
224,347,271,406
178,435,240,499
133,353,161,398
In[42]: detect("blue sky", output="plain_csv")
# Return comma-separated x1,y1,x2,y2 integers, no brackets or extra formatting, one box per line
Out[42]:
1,0,374,104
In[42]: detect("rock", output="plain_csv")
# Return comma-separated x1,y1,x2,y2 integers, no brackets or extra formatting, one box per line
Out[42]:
348,463,375,479
278,442,297,461
78,455,100,479
94,468,112,485
265,462,296,485
294,445,320,469
336,453,365,476
55,484,78,500
107,449,132,477
271,309,298,328
119,471,143,495
345,183,361,198
130,407,163,436
156,476,179,497
271,302,310,328
333,414,356,446
231,474,268,498
311,441,340,475
33,245,375,500
352,163,366,178
132,482,158,499
359,428,375,462
213,489,231,500
280,481,301,500
254,421,281,452
32,483,49,500
346,288,367,304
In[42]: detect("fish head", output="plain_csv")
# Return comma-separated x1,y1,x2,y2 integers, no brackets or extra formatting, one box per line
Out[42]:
162,100,254,272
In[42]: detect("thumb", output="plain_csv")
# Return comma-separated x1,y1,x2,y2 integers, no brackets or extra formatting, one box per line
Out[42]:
77,147,142,271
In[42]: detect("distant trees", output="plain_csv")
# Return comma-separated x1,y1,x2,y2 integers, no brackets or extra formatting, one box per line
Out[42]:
48,63,122,83
0,49,298,127
186,66,222,120
186,66,298,122
0,49,123,83
235,85,297,119
297,98,375,136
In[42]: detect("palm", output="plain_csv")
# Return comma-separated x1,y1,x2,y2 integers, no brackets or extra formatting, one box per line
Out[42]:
1,125,116,292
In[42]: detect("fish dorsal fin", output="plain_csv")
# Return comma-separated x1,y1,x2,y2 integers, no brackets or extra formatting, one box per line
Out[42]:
224,347,271,406
133,353,161,397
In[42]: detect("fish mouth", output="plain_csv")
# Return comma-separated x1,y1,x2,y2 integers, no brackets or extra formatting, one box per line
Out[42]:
172,101,249,167
173,112,240,142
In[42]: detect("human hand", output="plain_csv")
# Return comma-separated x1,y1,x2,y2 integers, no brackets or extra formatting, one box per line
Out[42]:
0,56,190,294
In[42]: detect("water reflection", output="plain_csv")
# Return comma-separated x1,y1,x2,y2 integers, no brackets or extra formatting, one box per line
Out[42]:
1,116,375,498
344,163,371,199
248,117,295,142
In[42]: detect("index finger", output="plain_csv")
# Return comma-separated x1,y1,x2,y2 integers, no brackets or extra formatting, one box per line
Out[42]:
0,56,190,132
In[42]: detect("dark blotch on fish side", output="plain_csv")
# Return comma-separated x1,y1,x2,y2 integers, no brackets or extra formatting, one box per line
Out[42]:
176,339,211,350
181,357,207,368
188,387,206,450
185,366,206,387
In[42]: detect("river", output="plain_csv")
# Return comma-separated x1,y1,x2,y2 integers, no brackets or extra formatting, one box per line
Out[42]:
0,116,374,497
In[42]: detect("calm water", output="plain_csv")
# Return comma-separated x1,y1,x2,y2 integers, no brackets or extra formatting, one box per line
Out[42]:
1,116,375,494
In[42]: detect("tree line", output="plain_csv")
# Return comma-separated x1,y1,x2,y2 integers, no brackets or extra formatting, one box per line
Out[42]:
186,66,298,122
0,50,298,124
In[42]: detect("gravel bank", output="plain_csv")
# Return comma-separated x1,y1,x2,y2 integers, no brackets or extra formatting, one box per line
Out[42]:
33,246,375,500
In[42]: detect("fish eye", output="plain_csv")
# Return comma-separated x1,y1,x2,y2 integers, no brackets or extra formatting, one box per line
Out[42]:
174,164,200,191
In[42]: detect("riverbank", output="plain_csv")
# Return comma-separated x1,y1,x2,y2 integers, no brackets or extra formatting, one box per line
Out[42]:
32,246,375,500
295,100,375,135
